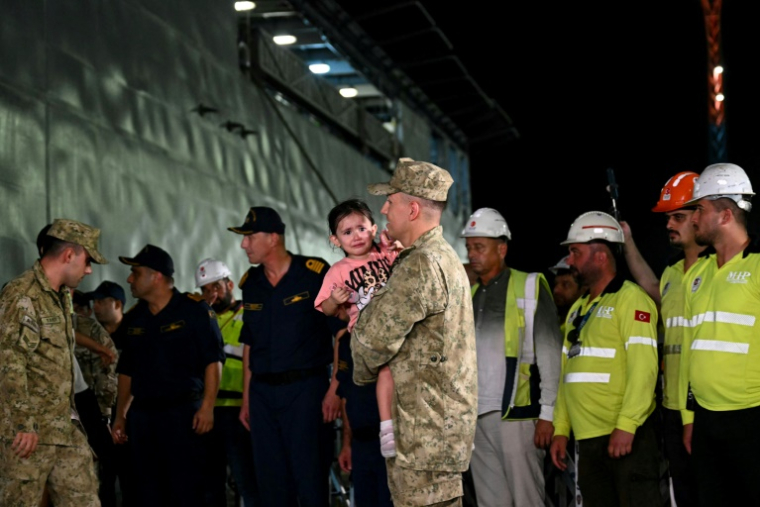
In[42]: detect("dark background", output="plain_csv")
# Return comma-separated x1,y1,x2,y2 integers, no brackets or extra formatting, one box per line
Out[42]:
417,1,760,276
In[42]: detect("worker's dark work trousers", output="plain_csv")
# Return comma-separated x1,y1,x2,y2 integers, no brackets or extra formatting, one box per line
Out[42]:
662,407,696,507
692,403,760,507
248,374,333,507
577,416,662,507
129,401,210,507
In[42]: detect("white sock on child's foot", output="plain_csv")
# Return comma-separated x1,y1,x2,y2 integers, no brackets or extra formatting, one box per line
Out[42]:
379,419,396,458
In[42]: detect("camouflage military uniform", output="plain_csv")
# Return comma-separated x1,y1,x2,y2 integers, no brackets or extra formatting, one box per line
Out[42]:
74,314,118,417
0,261,99,506
352,226,478,507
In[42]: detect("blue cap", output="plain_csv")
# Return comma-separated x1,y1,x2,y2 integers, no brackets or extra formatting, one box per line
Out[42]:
86,280,126,306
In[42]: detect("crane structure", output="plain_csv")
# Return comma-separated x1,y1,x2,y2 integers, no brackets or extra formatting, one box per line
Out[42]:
701,0,726,163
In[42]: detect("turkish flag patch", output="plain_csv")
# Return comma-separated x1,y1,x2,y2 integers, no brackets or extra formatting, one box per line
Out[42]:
634,310,651,323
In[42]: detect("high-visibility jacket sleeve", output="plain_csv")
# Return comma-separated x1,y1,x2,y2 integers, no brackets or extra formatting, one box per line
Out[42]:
616,297,659,434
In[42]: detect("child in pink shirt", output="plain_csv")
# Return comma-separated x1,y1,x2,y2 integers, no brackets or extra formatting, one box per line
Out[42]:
315,198,402,458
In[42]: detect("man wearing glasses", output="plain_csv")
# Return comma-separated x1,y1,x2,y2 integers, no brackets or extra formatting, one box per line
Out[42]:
550,211,662,507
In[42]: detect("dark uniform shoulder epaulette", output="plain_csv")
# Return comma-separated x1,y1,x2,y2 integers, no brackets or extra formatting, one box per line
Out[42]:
238,270,250,289
186,292,205,303
304,257,328,275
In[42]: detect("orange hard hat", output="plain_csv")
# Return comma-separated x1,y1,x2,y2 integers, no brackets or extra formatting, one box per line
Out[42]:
651,171,700,212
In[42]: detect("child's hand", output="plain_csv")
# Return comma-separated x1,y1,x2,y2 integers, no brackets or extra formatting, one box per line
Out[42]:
380,229,403,251
329,285,352,305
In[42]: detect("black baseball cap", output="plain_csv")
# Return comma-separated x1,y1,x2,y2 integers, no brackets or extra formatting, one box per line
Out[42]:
86,280,126,306
228,206,285,235
119,244,175,278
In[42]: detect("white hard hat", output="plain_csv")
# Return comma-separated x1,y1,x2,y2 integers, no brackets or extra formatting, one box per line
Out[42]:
460,208,512,240
195,258,232,288
549,256,571,275
686,162,754,211
560,211,624,245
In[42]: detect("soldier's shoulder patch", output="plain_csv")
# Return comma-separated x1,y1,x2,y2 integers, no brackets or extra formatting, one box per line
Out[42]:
19,313,40,334
186,292,205,303
305,258,327,275
238,270,250,289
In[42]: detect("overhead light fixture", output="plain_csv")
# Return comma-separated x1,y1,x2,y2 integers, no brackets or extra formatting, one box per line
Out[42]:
339,87,358,98
234,1,256,11
713,65,724,76
309,63,330,74
273,35,297,45
716,93,725,102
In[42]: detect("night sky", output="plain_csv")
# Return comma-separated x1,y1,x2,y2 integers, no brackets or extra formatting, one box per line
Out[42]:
418,1,760,276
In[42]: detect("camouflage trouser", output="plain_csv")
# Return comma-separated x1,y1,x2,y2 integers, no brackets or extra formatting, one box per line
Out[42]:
386,457,463,507
0,426,99,507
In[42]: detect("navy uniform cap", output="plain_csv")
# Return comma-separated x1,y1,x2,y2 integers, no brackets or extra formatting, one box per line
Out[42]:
228,206,286,235
119,244,174,278
86,280,127,306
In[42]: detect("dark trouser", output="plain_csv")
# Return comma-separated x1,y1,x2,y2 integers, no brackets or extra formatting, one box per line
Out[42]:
577,416,661,507
75,388,117,507
351,437,393,507
692,403,760,507
662,407,696,507
129,401,210,507
249,374,333,507
113,430,135,507
206,405,258,506
461,465,477,507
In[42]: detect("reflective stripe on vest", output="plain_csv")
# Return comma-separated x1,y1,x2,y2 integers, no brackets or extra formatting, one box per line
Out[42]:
217,304,245,407
223,343,244,360
690,311,756,327
625,336,657,350
564,372,611,383
691,339,749,354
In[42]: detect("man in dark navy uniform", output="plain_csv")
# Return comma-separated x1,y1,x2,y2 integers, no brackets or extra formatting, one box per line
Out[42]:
229,206,344,507
110,244,225,507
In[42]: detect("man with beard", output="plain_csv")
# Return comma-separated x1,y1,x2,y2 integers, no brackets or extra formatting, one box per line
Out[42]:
195,258,257,507
548,255,587,334
678,163,760,506
619,171,707,506
550,211,662,507
461,207,563,507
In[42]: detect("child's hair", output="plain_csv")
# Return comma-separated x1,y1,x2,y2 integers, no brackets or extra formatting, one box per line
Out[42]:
328,198,375,235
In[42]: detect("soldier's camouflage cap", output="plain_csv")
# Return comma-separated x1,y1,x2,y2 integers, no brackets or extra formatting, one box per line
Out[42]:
47,218,108,264
367,157,453,202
